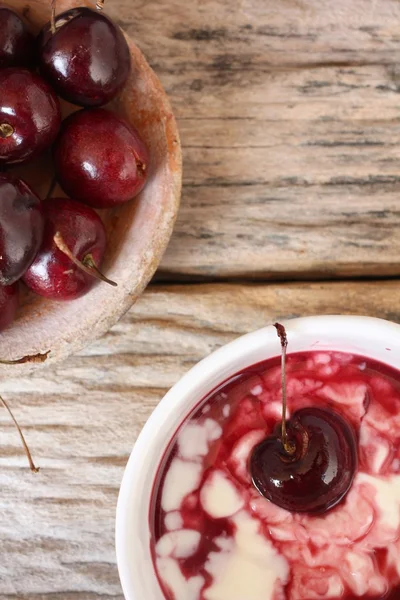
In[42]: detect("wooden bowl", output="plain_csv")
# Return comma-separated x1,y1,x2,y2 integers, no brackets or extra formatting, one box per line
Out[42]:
0,0,181,375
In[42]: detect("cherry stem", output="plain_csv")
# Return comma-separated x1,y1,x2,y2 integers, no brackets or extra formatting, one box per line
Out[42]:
50,0,57,34
83,254,117,286
96,0,105,10
0,123,14,139
274,323,296,456
0,395,39,472
53,232,117,287
50,0,56,33
133,150,147,177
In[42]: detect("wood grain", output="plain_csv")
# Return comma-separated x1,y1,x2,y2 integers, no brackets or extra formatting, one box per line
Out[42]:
104,0,400,278
1,281,399,598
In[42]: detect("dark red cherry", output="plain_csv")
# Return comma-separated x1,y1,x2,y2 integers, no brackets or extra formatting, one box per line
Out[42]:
23,198,108,300
37,7,131,107
0,69,61,165
0,174,44,285
0,5,35,68
250,407,357,514
54,108,148,208
0,282,18,331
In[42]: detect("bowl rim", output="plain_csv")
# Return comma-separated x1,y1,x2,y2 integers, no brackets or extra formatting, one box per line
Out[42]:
115,314,400,600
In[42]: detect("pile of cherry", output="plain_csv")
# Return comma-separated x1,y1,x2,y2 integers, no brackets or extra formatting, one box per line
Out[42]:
0,1,149,334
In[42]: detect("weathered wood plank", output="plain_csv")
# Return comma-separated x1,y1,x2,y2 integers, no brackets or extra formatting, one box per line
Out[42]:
105,0,400,278
157,182,400,279
1,281,399,597
115,0,400,70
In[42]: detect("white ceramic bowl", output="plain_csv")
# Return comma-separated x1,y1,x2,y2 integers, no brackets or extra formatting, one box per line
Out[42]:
116,315,400,600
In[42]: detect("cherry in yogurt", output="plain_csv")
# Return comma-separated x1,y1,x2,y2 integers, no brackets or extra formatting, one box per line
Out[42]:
251,406,358,514
250,324,358,515
150,347,400,600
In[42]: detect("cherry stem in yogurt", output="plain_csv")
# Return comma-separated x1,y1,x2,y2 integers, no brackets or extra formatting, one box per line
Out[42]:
274,323,296,456
0,395,39,472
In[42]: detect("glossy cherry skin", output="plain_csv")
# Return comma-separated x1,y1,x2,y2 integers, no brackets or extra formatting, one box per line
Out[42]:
23,198,107,300
250,407,357,514
0,5,35,69
0,69,61,165
0,175,44,286
0,282,18,332
54,108,149,208
37,7,131,107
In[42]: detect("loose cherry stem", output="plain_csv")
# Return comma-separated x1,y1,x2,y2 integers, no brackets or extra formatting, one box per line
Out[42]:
50,0,56,34
54,232,117,287
0,395,39,472
96,0,105,10
274,323,296,456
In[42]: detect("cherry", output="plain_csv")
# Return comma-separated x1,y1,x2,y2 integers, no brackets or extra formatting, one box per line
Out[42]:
37,6,131,107
0,69,61,165
250,324,358,514
0,282,18,332
23,198,114,300
0,5,35,69
54,108,148,208
251,407,357,514
0,174,44,285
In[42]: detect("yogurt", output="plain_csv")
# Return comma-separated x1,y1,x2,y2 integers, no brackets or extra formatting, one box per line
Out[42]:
150,351,400,600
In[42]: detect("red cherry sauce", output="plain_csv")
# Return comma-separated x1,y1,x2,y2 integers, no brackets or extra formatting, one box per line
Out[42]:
150,352,400,600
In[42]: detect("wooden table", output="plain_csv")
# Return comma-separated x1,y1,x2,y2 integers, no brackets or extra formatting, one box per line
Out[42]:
1,0,400,597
